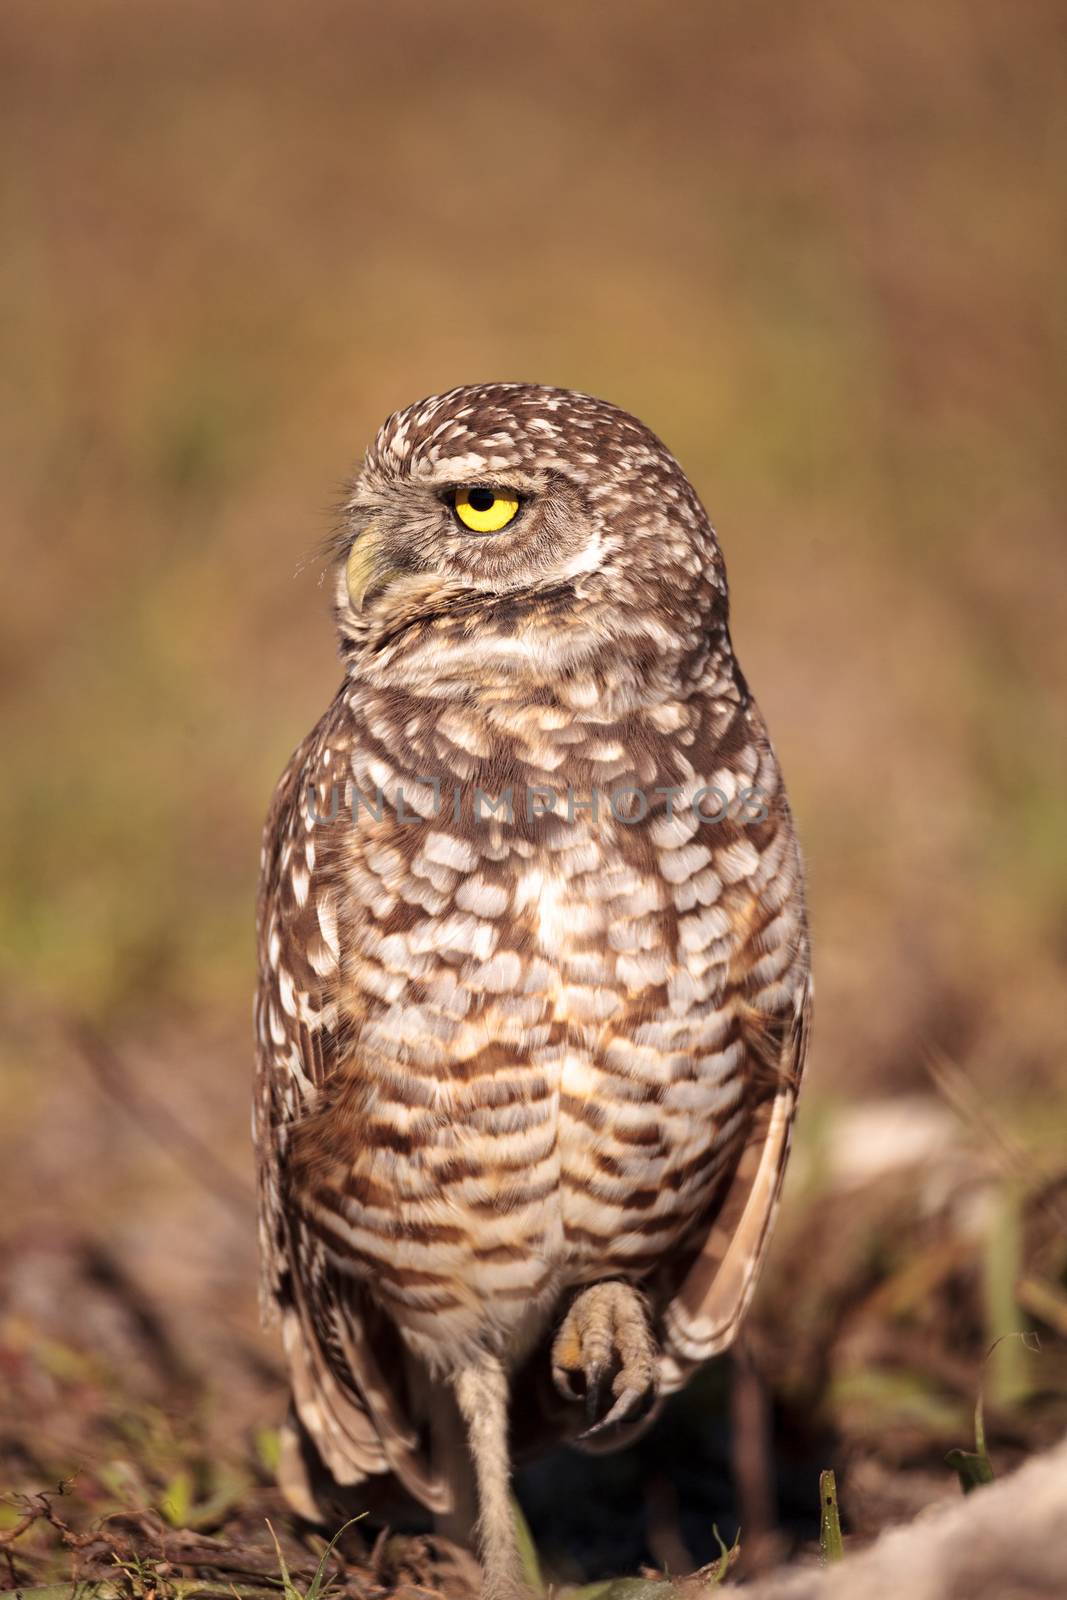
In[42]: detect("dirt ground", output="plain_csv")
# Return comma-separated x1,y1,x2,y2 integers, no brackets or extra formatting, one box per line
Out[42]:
2,1006,1065,1593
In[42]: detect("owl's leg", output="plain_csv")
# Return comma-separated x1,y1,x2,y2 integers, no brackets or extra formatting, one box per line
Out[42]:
453,1351,525,1600
551,1281,657,1435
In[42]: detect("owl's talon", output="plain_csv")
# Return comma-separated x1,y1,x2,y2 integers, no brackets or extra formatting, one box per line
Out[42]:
581,1384,647,1438
551,1281,658,1435
584,1364,608,1427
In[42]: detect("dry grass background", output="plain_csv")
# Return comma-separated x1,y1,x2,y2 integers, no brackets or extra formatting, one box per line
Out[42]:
1,0,1066,1590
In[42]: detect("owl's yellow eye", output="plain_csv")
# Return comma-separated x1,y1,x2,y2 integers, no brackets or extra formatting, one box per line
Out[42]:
452,485,520,534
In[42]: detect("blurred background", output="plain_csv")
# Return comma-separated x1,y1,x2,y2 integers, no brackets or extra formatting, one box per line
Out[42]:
1,0,1065,1587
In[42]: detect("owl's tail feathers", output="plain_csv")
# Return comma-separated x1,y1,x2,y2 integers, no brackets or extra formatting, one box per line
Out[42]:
278,1250,452,1519
277,1401,345,1524
451,1352,525,1600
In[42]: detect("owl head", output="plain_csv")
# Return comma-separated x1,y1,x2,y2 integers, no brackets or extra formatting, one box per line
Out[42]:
333,384,727,683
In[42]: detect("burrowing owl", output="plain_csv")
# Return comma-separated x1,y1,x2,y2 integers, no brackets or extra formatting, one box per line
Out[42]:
255,384,811,1595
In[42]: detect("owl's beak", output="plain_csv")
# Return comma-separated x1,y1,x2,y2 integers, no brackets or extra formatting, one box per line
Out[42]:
345,521,400,612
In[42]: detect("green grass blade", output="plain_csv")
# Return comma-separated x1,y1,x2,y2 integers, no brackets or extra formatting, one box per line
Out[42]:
306,1517,366,1600
265,1515,364,1600
818,1469,843,1563
709,1523,740,1584
944,1448,995,1494
264,1521,297,1600
947,1330,1041,1494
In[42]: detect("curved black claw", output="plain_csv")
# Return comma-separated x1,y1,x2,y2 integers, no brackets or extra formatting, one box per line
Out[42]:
584,1361,609,1428
581,1383,651,1439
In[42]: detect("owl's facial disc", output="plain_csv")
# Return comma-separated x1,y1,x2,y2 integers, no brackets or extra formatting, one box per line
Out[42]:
344,472,581,623
344,490,527,615
345,520,405,611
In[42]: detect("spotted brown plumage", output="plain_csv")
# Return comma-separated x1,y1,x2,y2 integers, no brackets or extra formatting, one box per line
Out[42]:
254,384,811,1595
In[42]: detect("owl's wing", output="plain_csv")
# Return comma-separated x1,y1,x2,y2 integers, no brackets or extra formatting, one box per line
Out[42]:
254,706,450,1516
659,964,812,1388
648,692,813,1383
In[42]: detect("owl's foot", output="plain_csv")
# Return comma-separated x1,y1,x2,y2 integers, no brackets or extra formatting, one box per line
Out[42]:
551,1281,657,1437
